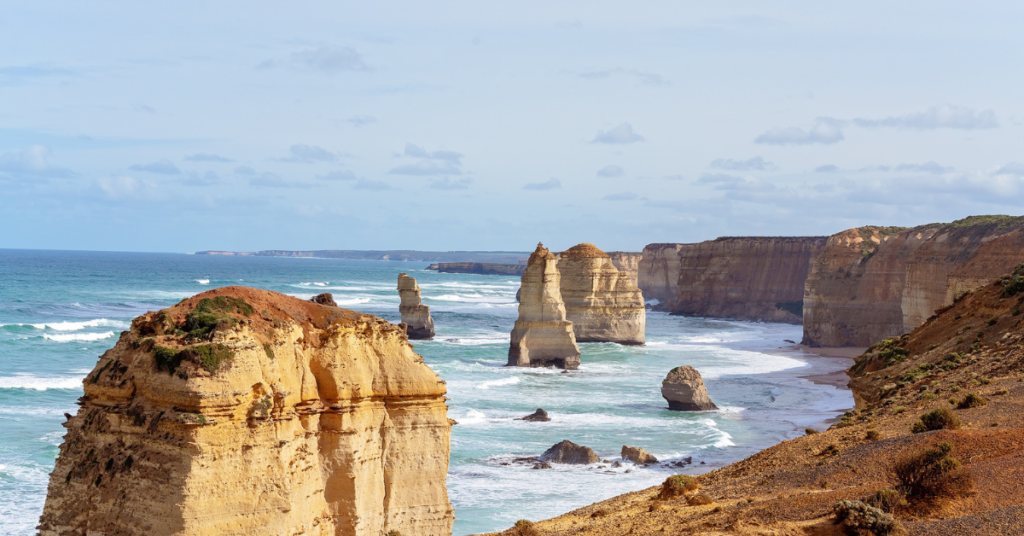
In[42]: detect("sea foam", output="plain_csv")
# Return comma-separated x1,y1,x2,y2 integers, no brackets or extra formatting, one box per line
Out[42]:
42,331,115,343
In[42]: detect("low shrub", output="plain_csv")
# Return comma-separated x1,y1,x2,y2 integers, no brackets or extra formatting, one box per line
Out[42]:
893,441,974,506
512,520,538,536
911,408,960,434
687,493,713,506
183,296,253,340
805,427,817,435
866,430,880,441
833,500,906,536
864,488,906,514
660,474,699,499
957,393,988,409
386,531,403,536
153,344,234,375
262,342,275,360
590,509,608,518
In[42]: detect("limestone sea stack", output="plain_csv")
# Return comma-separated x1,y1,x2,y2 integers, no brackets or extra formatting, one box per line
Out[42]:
661,365,718,411
39,287,454,536
557,243,646,345
508,243,581,369
398,272,435,339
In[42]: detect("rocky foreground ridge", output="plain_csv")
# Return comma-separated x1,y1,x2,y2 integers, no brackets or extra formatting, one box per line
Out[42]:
485,266,1024,536
40,287,454,536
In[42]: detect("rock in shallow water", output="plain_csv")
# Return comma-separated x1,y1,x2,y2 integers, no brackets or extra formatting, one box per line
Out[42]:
517,408,551,422
661,365,718,411
398,272,435,339
538,440,599,464
621,445,658,465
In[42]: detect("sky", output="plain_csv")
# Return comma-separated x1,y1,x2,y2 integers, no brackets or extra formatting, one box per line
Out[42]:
1,1,1023,253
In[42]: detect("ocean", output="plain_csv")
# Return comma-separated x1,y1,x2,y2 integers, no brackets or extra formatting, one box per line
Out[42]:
0,249,853,535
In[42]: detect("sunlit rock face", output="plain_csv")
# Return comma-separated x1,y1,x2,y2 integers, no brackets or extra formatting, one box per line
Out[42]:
39,287,454,536
803,217,1024,347
508,243,581,369
398,272,435,339
557,243,646,345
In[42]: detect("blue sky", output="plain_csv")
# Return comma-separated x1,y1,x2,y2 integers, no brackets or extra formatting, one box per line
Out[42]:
1,1,1022,253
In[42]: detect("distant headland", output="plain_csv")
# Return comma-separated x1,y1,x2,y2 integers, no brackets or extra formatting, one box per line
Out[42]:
195,249,530,264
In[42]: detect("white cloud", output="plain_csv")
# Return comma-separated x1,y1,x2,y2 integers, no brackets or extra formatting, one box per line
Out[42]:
523,178,561,190
710,156,775,171
249,172,312,188
181,171,220,187
755,119,844,145
578,68,670,86
95,176,159,199
603,191,638,201
697,173,776,192
994,162,1024,177
429,177,472,190
234,165,256,176
853,105,997,130
280,144,338,163
347,115,376,126
591,123,645,144
894,162,954,174
814,164,839,173
259,46,371,74
184,153,233,163
389,143,463,176
0,145,74,178
129,159,180,175
597,165,625,177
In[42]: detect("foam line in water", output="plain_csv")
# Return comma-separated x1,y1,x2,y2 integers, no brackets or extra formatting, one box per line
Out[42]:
42,331,115,343
25,319,127,332
0,374,84,390
476,377,520,390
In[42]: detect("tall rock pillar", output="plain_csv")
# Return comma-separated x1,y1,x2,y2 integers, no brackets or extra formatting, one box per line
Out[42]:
557,243,646,345
398,273,435,339
508,243,581,369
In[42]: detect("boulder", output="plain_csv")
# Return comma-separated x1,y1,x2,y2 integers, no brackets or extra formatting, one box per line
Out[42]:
507,243,581,369
538,440,599,465
309,292,338,307
557,243,646,345
517,408,551,422
398,273,435,339
662,366,718,411
621,445,658,465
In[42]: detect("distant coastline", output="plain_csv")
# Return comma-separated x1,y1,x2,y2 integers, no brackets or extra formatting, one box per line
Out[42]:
195,249,531,264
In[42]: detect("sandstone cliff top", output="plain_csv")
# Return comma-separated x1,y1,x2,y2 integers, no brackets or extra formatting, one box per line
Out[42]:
559,243,609,259
528,242,556,263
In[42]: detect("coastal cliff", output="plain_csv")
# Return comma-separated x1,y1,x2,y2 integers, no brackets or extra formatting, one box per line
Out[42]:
638,243,686,304
489,265,1024,536
607,252,642,286
508,243,581,369
557,243,645,345
651,237,826,323
39,287,453,536
426,262,526,276
803,216,1024,347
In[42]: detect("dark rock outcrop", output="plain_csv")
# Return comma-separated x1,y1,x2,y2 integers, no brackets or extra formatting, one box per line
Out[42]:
309,292,337,307
518,408,551,422
662,366,718,411
538,440,599,464
621,445,658,465
426,262,526,275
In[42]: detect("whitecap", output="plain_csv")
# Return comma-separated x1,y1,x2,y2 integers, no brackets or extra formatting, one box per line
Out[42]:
27,319,127,332
43,331,115,343
439,337,510,346
194,279,210,285
0,374,84,390
476,377,520,389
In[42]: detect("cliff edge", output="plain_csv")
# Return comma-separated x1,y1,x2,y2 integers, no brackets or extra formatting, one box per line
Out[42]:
39,286,454,536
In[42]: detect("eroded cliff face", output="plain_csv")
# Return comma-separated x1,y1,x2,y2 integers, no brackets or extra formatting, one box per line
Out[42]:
557,244,645,345
607,252,642,286
803,216,1024,347
666,237,827,323
508,243,581,369
39,287,453,536
398,272,435,339
638,243,686,304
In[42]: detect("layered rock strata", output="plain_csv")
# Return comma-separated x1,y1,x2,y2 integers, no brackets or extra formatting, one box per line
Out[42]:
638,243,687,304
508,243,581,369
557,243,646,345
607,252,643,286
803,216,1024,347
39,287,454,536
667,237,826,323
398,272,435,339
661,366,717,411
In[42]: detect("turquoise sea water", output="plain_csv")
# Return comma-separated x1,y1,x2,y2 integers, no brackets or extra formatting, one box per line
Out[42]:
0,250,853,535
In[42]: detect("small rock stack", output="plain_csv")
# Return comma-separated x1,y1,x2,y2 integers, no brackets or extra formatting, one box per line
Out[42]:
398,273,435,339
508,243,581,369
662,365,718,411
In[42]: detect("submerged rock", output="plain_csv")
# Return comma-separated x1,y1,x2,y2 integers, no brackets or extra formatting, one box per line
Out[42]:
621,445,658,465
532,461,553,470
309,292,338,307
398,272,435,339
538,440,599,464
557,243,646,345
517,408,551,422
38,286,454,536
508,243,581,369
662,365,718,411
